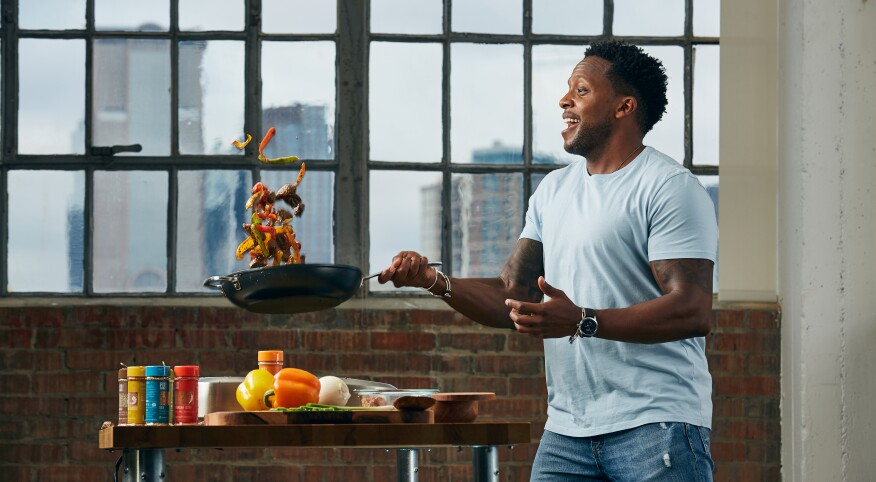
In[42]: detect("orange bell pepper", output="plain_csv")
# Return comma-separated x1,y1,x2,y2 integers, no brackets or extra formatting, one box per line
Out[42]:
263,368,320,409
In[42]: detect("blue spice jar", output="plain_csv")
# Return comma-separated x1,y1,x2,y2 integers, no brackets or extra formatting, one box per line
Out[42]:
145,365,171,425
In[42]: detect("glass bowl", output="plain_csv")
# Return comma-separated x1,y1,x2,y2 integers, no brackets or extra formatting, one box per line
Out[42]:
353,389,440,407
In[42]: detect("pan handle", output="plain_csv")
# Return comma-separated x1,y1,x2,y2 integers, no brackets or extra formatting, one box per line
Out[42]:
362,261,442,283
203,275,241,291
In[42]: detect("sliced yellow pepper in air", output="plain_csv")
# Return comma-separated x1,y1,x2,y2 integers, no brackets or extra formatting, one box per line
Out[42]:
235,237,255,260
251,226,269,257
232,134,252,150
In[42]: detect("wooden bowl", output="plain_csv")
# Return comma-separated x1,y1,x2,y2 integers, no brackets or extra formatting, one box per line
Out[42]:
432,392,496,423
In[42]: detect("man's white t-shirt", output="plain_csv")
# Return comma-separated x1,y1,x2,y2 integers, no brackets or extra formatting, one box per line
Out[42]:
519,146,718,437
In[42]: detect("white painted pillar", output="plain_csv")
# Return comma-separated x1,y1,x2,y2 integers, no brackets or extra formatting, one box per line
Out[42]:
777,0,876,480
722,0,876,478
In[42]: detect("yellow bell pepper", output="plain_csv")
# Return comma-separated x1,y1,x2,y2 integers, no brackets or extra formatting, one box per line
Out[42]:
236,369,276,411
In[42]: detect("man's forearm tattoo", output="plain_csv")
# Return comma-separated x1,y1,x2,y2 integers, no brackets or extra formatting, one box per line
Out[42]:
500,239,545,302
651,259,714,295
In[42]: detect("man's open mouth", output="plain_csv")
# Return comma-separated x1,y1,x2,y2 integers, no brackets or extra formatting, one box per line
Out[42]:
562,117,580,134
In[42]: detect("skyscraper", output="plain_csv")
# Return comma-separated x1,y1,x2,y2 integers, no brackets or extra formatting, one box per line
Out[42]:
262,105,334,264
420,142,554,278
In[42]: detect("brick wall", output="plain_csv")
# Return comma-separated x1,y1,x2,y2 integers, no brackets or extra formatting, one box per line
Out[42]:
0,302,780,481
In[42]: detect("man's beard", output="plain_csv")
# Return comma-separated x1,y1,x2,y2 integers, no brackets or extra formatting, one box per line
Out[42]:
564,113,614,158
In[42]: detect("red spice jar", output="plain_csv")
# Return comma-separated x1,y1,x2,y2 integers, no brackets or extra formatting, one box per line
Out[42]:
257,351,284,375
173,366,200,425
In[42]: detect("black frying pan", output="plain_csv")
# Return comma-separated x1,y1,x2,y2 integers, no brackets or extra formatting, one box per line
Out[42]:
203,262,440,314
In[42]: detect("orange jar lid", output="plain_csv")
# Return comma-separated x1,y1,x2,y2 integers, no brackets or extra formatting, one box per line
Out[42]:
258,350,284,362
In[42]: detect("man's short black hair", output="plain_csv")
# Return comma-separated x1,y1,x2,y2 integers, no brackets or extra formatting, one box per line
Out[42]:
584,40,668,135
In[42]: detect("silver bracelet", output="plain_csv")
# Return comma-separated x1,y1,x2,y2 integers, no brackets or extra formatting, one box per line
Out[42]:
430,270,452,298
425,268,440,291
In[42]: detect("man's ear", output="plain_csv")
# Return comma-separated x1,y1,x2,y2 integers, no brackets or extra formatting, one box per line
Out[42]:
615,96,638,119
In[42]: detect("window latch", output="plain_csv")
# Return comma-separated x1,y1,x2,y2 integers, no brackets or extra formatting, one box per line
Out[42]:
91,144,142,156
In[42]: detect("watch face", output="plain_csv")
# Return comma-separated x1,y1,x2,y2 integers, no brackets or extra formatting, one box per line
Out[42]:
580,317,598,337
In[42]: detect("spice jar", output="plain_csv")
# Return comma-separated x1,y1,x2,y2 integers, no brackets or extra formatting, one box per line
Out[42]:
145,365,171,425
258,350,284,375
127,366,146,425
118,368,128,425
173,366,199,425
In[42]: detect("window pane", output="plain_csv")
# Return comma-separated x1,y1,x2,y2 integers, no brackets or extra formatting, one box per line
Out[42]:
372,0,442,34
369,171,442,292
694,0,720,37
452,43,523,164
7,171,84,293
19,39,85,155
95,0,169,31
641,46,684,164
261,169,335,264
262,0,336,34
93,39,170,156
613,0,684,36
452,0,522,34
532,44,585,165
532,0,602,35
532,172,546,194
20,0,86,30
180,0,245,31
262,41,335,160
179,41,245,155
94,171,168,293
451,173,524,278
176,170,253,292
694,45,719,166
697,175,719,293
370,42,442,163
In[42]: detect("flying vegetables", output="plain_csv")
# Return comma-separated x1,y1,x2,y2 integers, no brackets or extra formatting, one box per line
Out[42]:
233,128,306,268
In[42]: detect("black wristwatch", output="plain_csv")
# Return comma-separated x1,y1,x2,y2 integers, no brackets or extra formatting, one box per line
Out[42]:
569,308,598,343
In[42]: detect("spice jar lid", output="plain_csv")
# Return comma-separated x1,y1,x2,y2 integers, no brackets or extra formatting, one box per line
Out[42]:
258,350,284,362
145,365,172,377
119,368,127,378
127,366,145,377
173,365,199,377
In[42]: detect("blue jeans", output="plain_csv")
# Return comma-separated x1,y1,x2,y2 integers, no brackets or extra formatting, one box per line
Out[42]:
531,423,714,481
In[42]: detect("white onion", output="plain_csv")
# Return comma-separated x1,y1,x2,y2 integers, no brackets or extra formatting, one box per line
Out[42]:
318,376,351,406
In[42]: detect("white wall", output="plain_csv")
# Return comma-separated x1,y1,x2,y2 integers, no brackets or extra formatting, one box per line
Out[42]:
718,0,778,303
723,0,876,479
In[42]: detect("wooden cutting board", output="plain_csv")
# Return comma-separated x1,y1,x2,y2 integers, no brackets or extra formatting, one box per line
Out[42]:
205,409,433,425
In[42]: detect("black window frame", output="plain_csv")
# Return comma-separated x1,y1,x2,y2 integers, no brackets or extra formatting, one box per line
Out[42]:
0,0,718,298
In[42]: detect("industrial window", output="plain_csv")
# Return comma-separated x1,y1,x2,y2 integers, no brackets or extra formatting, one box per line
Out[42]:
0,0,719,297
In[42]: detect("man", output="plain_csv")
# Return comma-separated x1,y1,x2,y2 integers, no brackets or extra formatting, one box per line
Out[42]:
378,40,717,481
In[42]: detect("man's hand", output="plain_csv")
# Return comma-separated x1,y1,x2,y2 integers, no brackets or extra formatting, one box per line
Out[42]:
505,276,580,339
376,251,437,289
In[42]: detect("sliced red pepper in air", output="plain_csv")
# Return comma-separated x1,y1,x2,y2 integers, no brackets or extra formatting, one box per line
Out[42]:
259,127,276,155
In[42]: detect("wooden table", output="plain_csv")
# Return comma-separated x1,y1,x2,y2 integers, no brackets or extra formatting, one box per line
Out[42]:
99,422,531,482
